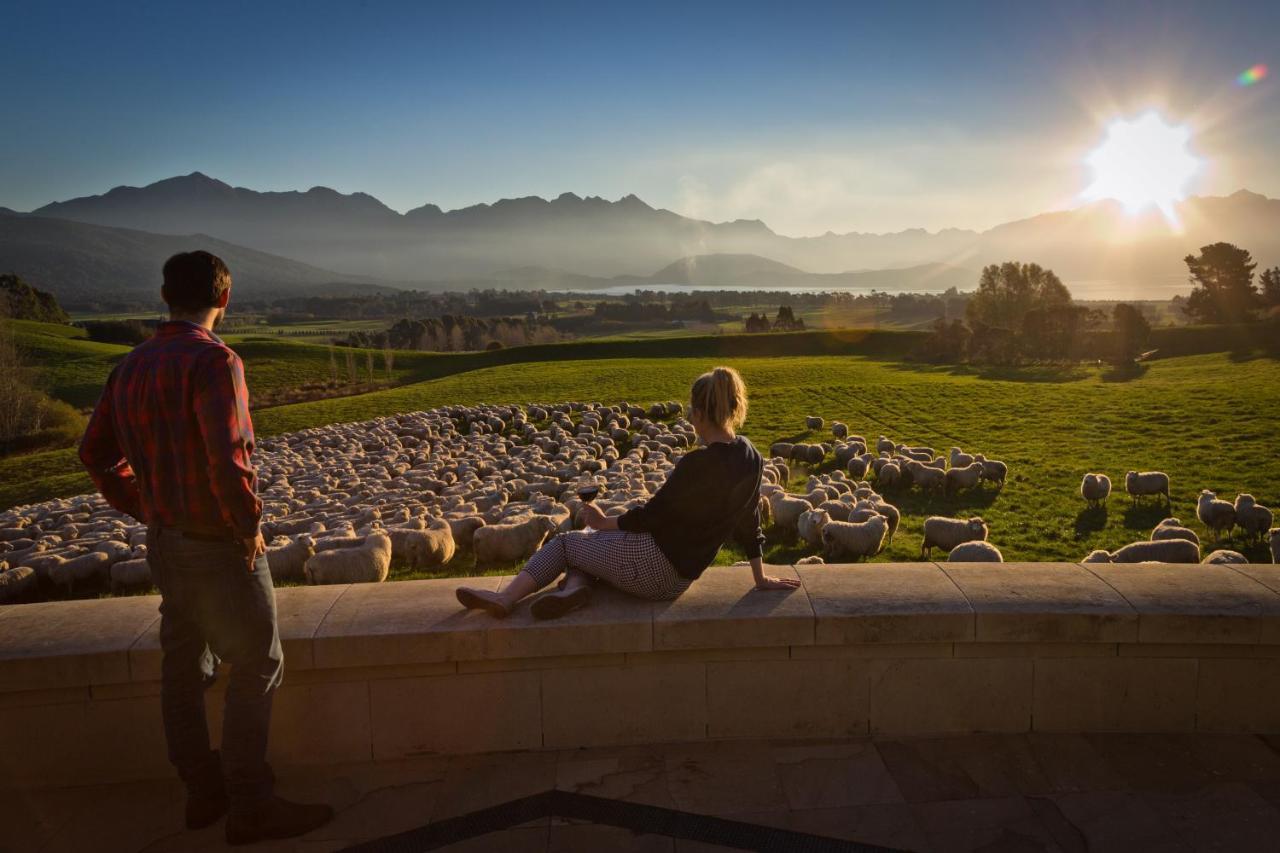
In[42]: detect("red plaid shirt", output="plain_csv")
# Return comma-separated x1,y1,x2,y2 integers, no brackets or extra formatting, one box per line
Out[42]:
79,320,261,539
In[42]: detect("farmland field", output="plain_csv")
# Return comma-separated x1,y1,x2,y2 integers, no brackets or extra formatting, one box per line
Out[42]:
5,316,1277,568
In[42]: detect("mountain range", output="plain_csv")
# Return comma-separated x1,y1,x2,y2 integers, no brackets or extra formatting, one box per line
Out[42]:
7,172,1280,301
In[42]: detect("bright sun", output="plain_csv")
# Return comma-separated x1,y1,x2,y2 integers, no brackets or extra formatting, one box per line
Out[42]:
1081,111,1202,224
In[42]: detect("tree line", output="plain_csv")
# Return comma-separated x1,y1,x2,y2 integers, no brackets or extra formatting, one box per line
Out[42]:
919,243,1280,365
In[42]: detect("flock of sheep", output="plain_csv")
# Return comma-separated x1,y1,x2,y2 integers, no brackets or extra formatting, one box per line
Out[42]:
1,403,1278,605
1077,470,1275,565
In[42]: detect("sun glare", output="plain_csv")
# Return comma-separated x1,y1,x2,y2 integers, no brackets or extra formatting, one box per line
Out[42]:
1081,111,1202,225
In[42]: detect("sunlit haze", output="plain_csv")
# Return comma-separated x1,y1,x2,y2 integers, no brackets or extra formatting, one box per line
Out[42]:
0,1,1277,236
1081,112,1203,224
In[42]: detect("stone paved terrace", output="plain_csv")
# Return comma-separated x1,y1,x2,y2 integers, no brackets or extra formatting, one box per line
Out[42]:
5,732,1280,851
3,561,1280,850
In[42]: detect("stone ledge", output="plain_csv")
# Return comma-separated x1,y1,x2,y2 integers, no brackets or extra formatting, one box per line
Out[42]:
3,562,1280,693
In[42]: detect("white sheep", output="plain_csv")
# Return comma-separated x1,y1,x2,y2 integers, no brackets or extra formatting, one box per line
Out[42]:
805,416,824,430
795,555,825,565
304,533,392,585
972,455,1008,486
944,462,983,495
1203,549,1248,565
948,541,1004,562
831,422,848,439
877,461,901,489
1151,519,1200,547
445,515,486,550
770,442,795,460
876,436,895,454
1081,549,1112,563
1196,490,1236,540
266,534,316,581
1125,471,1170,505
473,515,559,566
109,555,153,592
0,566,37,603
871,500,900,543
949,447,975,468
1094,538,1200,564
797,509,831,547
909,462,945,495
767,492,812,537
47,551,111,592
920,516,988,559
1233,495,1274,543
387,518,456,569
1080,473,1111,508
820,515,888,561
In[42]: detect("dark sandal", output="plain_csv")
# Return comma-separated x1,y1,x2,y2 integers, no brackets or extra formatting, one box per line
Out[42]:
456,587,510,618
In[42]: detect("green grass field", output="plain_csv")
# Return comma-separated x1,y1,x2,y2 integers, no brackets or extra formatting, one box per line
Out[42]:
6,318,1277,566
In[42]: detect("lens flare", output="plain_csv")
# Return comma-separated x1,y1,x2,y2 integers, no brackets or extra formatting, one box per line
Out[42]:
1237,64,1268,86
1081,111,1202,226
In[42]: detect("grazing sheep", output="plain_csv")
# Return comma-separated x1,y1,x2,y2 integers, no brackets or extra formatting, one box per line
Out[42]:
304,533,393,585
871,500,901,543
817,500,853,522
876,461,901,489
795,555,825,565
972,456,1008,486
444,515,486,550
846,455,870,480
948,541,1004,562
821,515,889,561
768,492,813,538
798,509,831,547
1203,550,1248,565
1196,490,1237,540
876,436,895,454
1151,519,1200,547
831,422,848,439
109,555,153,592
1233,494,1274,543
1080,473,1112,508
1125,471,1170,505
949,448,975,469
909,462,946,495
1108,538,1201,564
920,516,988,559
944,462,984,495
387,518,456,569
805,416,824,430
47,551,111,592
265,534,315,581
473,515,559,566
770,442,795,460
0,566,37,603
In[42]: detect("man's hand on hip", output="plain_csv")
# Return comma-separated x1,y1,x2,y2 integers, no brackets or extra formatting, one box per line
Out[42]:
242,533,266,572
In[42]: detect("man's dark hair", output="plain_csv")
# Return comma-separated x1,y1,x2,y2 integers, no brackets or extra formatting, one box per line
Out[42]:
161,251,232,313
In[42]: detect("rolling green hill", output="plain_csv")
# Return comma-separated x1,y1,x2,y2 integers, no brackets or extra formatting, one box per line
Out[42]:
4,337,1277,565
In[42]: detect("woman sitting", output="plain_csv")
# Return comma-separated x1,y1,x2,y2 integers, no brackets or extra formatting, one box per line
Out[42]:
455,366,799,619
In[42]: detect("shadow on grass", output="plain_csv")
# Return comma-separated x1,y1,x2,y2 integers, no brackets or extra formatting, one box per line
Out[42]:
1121,501,1174,531
1074,506,1109,536
1100,362,1149,383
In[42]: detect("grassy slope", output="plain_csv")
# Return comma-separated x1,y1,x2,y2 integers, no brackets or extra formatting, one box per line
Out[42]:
7,343,1275,564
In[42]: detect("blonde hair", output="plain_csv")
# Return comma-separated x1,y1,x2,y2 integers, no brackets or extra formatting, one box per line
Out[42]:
690,366,748,431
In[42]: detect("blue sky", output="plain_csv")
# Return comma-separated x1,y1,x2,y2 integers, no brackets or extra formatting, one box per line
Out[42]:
1,0,1276,234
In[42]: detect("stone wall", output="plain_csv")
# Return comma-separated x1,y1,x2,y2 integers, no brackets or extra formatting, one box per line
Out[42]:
3,562,1280,790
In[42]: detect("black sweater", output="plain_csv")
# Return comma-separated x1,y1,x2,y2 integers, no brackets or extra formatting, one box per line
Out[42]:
617,436,766,579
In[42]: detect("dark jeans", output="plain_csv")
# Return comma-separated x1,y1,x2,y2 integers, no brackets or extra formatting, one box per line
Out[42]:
147,526,284,814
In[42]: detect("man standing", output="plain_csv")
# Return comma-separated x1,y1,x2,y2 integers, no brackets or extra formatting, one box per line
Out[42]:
79,251,332,845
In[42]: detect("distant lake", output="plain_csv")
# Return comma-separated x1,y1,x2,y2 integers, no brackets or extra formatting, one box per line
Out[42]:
578,279,1191,301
